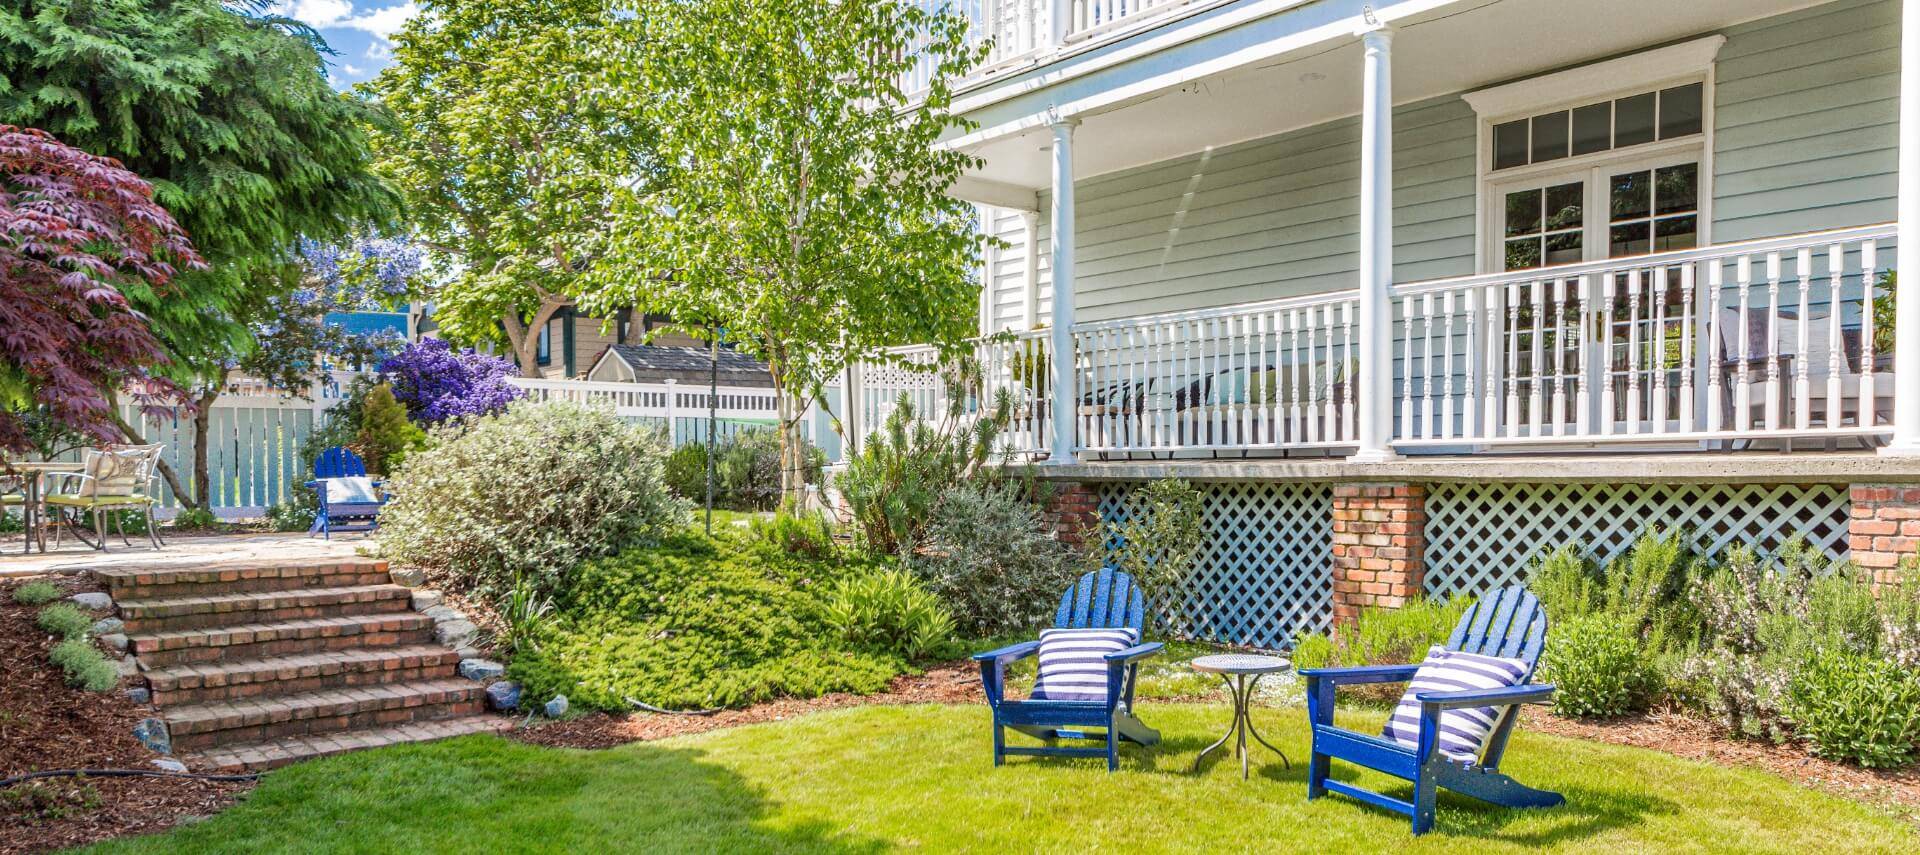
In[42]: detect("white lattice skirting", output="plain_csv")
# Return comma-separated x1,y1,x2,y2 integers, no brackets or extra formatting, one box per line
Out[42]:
1424,483,1851,600
1096,482,1332,649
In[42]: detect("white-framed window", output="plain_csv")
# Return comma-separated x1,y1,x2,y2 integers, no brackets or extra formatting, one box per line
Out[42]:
1464,36,1724,274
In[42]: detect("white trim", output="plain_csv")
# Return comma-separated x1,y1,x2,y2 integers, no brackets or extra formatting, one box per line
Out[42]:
1461,35,1726,119
1470,60,1717,275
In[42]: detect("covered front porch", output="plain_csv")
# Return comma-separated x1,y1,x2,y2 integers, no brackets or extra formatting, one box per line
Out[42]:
850,0,1920,466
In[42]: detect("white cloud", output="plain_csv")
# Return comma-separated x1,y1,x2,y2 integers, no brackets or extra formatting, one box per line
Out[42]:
272,1,419,40
342,62,364,75
366,40,392,60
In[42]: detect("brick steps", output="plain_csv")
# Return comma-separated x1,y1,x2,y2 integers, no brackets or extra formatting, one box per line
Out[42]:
145,645,462,706
128,613,436,667
98,560,396,600
119,584,413,633
186,716,512,773
117,558,500,766
166,679,485,752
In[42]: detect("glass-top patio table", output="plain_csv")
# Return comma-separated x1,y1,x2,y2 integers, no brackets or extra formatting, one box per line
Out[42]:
3,460,85,554
1189,653,1292,780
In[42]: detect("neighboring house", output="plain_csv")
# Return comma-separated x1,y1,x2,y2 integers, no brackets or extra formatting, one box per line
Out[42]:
586,343,775,387
854,0,1920,647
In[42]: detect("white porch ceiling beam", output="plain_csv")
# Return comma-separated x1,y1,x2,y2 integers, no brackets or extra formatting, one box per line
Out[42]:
949,175,1041,211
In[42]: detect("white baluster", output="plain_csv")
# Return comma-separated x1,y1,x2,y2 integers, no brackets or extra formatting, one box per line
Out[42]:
1288,308,1304,444
1441,290,1457,441
1505,283,1521,438
1651,269,1669,434
1765,251,1783,431
1343,301,1357,441
1707,261,1725,435
1679,263,1696,433
1463,288,1480,440
1575,275,1592,437
1529,281,1546,437
1551,279,1568,436
1862,239,1880,427
1795,248,1813,430
1401,296,1418,440
1423,293,1439,439
1735,256,1753,433
1600,275,1617,436
1306,306,1322,444
1827,244,1843,430
1625,270,1643,434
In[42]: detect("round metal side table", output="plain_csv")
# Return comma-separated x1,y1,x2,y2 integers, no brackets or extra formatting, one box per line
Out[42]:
1189,653,1291,779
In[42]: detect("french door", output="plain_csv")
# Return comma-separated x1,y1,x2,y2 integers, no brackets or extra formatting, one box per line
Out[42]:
1486,151,1704,433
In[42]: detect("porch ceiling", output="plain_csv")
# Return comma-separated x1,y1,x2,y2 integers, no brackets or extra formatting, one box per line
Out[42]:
956,0,1822,198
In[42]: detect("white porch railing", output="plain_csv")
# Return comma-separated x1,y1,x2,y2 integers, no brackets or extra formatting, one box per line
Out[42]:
900,0,1201,95
1391,224,1898,447
849,329,1052,456
1071,291,1361,453
845,223,1906,462
507,377,780,423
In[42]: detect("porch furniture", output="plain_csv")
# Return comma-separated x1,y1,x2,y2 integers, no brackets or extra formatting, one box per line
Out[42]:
1187,653,1291,779
308,446,386,539
1713,308,1894,445
1300,586,1561,835
3,461,84,553
42,446,164,552
972,568,1163,771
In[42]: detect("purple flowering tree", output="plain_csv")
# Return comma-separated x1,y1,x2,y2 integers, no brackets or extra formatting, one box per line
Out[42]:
377,338,522,424
242,237,423,393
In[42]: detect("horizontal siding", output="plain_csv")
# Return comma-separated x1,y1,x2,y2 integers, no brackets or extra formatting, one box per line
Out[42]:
1713,0,1897,241
1032,96,1476,323
983,206,1050,332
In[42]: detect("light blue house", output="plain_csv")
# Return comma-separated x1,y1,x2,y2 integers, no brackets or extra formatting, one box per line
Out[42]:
849,0,1920,646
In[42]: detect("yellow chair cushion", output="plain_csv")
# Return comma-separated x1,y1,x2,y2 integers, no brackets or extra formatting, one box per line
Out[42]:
43,494,156,509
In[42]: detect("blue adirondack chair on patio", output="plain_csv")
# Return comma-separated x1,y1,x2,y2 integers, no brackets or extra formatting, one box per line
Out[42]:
307,447,386,538
1300,586,1563,835
972,568,1164,771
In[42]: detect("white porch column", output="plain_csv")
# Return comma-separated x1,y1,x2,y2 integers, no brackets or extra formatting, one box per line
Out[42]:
1352,24,1398,462
1888,0,1920,454
1048,115,1080,464
1049,0,1072,49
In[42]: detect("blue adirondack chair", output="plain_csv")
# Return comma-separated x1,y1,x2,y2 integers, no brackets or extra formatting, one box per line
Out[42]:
306,447,386,538
973,568,1164,771
1300,586,1563,835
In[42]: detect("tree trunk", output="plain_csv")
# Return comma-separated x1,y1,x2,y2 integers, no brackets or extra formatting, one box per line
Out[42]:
190,385,219,510
501,297,571,379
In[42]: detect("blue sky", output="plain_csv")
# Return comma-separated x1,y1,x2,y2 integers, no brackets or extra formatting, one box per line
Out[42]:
268,1,418,89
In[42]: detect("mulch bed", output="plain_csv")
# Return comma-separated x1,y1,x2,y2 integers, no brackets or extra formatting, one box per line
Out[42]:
511,663,985,750
1525,708,1920,827
0,576,251,855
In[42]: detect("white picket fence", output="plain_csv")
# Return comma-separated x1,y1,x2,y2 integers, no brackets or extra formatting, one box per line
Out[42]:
93,373,837,517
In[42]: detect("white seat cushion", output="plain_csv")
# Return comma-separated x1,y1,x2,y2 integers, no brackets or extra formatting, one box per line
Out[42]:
1381,646,1531,762
321,476,381,505
1030,627,1138,702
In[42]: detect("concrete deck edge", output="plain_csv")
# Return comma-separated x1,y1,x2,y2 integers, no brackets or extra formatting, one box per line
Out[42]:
1027,453,1920,484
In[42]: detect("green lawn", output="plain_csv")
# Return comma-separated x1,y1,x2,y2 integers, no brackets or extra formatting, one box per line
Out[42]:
85,705,1914,853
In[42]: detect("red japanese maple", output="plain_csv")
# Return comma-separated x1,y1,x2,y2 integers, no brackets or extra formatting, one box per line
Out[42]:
0,125,204,452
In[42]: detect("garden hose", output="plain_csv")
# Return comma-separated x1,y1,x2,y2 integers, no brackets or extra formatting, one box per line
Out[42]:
0,768,260,788
626,697,721,716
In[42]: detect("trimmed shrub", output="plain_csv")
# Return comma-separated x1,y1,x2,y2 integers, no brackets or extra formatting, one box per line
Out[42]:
907,481,1076,637
354,382,427,477
1785,648,1920,768
12,581,61,606
376,400,689,601
1528,544,1601,620
48,638,117,692
36,603,91,639
1542,613,1662,718
507,531,906,711
663,442,710,506
823,569,956,660
662,429,824,511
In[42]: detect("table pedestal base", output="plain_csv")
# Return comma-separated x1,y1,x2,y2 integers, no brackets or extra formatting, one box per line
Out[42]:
1191,672,1290,779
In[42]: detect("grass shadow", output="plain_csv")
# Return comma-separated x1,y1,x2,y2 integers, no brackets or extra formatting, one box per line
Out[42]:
81,734,890,854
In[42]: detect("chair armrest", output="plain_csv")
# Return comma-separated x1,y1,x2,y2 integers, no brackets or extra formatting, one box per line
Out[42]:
1298,664,1420,686
1103,641,1164,666
971,640,1040,664
1415,683,1556,711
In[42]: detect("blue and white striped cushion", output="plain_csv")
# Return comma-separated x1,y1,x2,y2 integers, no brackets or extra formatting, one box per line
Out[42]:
1381,646,1530,762
1031,627,1139,702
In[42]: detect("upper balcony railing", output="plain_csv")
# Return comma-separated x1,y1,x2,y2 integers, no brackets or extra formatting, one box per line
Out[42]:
901,0,1204,96
847,223,1903,462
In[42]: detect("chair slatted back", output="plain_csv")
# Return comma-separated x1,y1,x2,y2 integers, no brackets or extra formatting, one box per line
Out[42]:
1054,568,1147,633
1444,586,1548,678
314,447,369,480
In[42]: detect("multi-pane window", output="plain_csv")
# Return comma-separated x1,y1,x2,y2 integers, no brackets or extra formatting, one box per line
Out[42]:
1491,83,1703,172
